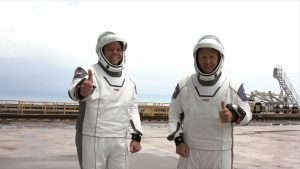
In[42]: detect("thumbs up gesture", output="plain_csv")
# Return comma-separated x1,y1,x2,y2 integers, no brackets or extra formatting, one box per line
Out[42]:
80,69,94,97
219,101,233,123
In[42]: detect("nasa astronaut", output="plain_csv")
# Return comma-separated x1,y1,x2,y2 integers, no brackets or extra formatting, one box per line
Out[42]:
167,35,252,169
68,31,143,169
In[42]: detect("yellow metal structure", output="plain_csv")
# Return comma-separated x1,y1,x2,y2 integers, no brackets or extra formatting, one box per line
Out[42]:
138,102,169,120
0,100,170,119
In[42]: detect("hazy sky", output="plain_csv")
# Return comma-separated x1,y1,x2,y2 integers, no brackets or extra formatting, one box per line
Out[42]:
0,0,299,103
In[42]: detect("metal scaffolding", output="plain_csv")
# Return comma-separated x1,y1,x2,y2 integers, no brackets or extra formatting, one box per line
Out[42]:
273,66,300,107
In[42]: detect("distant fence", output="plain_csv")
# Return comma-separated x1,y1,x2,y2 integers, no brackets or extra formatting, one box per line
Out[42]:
1,100,299,120
0,100,170,120
0,100,79,118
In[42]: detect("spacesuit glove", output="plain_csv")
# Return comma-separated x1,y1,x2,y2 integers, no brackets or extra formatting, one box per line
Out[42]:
131,133,141,142
174,136,184,146
226,104,246,124
74,78,86,100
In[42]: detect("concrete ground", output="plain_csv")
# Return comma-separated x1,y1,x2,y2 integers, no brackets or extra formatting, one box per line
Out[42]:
0,154,177,169
0,120,299,169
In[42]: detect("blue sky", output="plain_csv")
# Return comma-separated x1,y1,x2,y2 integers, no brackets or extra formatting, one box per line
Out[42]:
0,0,299,103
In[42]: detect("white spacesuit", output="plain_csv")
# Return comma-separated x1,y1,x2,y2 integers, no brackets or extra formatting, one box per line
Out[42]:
68,32,142,169
168,35,252,169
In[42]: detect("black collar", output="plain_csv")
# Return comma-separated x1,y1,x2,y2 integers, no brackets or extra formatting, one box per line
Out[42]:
98,61,122,77
197,72,222,86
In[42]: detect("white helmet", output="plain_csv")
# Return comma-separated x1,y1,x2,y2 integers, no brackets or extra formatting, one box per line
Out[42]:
96,31,127,72
193,35,224,82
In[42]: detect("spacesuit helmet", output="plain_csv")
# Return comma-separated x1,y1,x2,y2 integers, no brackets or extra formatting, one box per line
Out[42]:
96,31,127,72
193,35,224,82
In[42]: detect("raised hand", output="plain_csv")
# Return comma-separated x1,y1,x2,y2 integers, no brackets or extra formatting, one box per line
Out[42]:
219,101,233,123
80,69,94,97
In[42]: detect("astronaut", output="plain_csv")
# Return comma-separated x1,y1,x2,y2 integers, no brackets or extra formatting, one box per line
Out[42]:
167,35,252,169
68,31,143,169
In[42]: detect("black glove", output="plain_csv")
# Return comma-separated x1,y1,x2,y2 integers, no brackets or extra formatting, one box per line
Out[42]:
226,104,246,123
174,136,184,146
131,133,141,142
